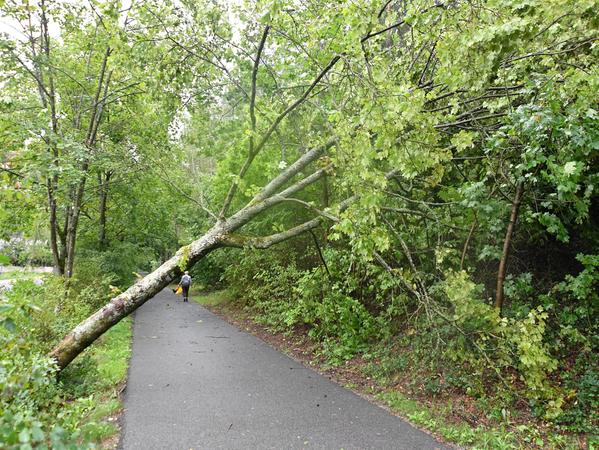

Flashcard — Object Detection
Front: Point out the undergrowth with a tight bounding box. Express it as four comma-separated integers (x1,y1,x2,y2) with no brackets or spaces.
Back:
0,276,132,449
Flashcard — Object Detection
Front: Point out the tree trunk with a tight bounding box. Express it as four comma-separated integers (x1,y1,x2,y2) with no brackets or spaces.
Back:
47,183,64,275
50,224,227,370
58,212,68,274
495,182,524,315
64,49,111,277
98,171,111,250
64,206,80,279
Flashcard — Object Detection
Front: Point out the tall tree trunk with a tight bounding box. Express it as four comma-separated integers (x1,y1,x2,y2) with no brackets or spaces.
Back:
47,182,63,275
495,182,524,315
98,171,111,250
65,168,89,278
58,211,68,273
64,51,111,278
322,175,330,208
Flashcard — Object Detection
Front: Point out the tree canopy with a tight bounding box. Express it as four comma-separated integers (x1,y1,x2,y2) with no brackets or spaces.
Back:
1,0,597,445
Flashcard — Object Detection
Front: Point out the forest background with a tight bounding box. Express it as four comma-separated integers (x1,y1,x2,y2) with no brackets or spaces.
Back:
0,0,597,448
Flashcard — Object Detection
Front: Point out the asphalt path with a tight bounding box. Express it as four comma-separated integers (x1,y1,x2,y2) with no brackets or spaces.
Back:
119,288,448,450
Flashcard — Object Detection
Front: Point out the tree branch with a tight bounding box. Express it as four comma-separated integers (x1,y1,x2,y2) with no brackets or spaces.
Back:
221,217,324,249
275,196,339,222
434,113,507,129
85,47,111,146
249,25,270,156
219,55,341,219
250,138,337,204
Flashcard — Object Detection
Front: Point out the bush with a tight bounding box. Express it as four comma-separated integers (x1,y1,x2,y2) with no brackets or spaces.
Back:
3,278,94,350
558,364,599,432
76,242,152,289
190,250,232,290
0,275,131,449
225,247,381,363
0,282,95,449
442,271,567,418
222,244,597,426
288,269,380,362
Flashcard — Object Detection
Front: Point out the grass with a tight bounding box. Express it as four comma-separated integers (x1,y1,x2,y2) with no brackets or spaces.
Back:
73,317,133,447
190,288,231,306
95,318,132,386
0,270,44,280
377,391,581,449
378,391,517,449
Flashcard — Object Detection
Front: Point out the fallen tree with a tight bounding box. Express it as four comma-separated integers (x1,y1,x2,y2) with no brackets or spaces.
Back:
50,2,533,370
49,136,338,370
48,6,415,371
48,21,343,370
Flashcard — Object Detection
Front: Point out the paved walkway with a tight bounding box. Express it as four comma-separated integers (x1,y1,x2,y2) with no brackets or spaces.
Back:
119,289,448,449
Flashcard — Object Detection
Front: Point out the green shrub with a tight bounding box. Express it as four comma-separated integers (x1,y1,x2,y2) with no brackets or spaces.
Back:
224,247,381,363
0,275,131,449
4,278,94,351
442,271,567,418
558,365,599,432
289,269,379,362
190,251,231,290
76,242,152,289
0,285,94,449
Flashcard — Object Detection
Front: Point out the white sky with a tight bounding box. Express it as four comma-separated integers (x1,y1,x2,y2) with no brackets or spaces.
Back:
0,0,136,41
0,0,243,39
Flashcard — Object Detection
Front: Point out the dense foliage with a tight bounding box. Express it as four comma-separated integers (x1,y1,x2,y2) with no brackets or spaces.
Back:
1,0,597,446
0,277,131,448
184,0,598,436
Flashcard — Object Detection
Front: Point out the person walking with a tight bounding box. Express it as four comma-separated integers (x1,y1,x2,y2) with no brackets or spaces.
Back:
178,271,192,302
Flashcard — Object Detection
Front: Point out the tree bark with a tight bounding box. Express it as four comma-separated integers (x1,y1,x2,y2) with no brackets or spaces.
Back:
495,182,524,315
65,166,88,279
47,182,63,275
65,53,112,278
98,171,112,250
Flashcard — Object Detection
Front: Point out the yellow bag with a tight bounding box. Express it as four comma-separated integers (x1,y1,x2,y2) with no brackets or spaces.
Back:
175,286,183,295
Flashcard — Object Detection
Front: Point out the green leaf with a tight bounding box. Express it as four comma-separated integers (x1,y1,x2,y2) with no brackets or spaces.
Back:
451,131,475,152
0,303,14,314
31,425,44,442
19,428,30,443
563,161,577,176
2,317,16,333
